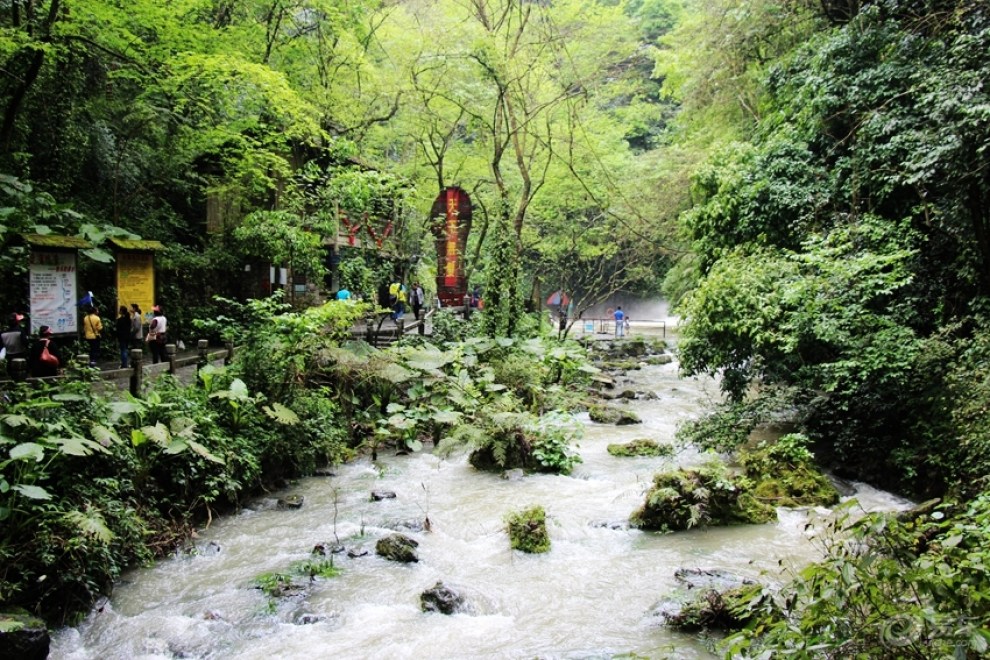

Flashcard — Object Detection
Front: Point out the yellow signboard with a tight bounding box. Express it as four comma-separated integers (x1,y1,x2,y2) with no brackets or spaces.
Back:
116,252,155,321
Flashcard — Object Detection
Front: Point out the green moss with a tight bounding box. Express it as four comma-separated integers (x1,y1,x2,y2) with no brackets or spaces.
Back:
741,434,839,508
630,463,772,531
602,359,643,371
590,405,641,425
631,435,839,532
506,506,551,553
608,438,674,457
663,585,761,631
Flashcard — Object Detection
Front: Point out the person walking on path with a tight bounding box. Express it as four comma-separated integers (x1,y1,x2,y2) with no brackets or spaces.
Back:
613,306,625,338
116,306,132,369
411,282,425,320
2,313,29,375
146,305,168,364
130,304,143,347
30,325,60,378
83,305,103,367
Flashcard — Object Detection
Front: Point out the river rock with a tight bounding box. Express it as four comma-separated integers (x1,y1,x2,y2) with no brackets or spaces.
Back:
826,473,857,497
375,533,419,563
607,438,674,457
277,494,304,509
646,354,673,366
590,520,630,530
615,410,642,425
896,497,942,522
313,467,337,477
0,608,50,660
502,468,525,481
674,568,756,592
371,490,397,501
294,611,327,625
420,581,468,615
649,569,758,632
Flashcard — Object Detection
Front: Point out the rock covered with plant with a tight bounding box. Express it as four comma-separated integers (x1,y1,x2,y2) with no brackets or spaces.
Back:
631,434,838,531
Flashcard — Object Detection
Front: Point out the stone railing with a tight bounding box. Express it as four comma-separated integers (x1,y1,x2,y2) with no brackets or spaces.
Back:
3,340,234,396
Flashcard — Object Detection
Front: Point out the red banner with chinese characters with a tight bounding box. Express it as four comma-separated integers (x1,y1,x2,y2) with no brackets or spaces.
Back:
430,187,472,307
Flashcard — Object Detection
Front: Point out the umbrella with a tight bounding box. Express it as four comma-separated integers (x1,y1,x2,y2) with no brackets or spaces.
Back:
546,290,570,306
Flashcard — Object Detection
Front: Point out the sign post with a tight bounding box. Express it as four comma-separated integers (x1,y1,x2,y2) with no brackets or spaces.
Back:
430,187,472,307
111,238,164,324
24,234,92,336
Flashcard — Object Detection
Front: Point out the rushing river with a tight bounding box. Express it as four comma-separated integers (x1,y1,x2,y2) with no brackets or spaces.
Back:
51,353,911,660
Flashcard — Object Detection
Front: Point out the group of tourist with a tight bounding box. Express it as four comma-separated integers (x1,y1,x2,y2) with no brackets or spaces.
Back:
380,281,426,321
1,303,170,378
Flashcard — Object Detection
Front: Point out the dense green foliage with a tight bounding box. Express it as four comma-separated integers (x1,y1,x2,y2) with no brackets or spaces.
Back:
726,497,990,657
0,363,348,623
671,0,990,497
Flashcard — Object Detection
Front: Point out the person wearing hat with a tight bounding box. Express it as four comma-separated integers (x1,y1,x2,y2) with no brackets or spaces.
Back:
30,325,60,377
1,313,29,375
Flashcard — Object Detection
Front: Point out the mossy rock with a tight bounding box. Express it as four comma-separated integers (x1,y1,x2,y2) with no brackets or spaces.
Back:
645,354,673,366
608,438,674,457
622,338,649,357
589,404,621,424
603,359,643,371
506,506,551,553
590,405,641,425
657,584,760,632
376,533,420,563
468,442,535,473
0,608,49,660
740,434,840,509
616,410,642,425
630,466,774,532
648,338,669,353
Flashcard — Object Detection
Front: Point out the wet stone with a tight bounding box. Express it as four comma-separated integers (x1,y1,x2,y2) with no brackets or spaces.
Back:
371,490,397,501
420,581,468,615
375,533,419,563
277,495,305,509
0,608,50,660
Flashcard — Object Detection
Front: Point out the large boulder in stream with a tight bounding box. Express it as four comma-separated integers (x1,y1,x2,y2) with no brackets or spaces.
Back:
420,581,469,615
376,533,420,563
589,404,641,426
631,466,772,531
0,608,49,660
632,435,838,531
649,569,760,631
607,438,674,458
